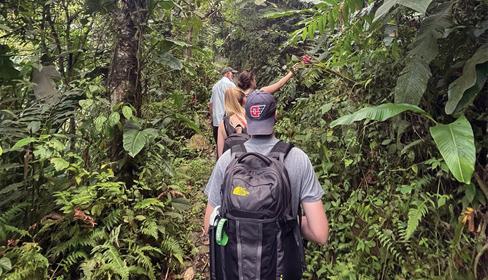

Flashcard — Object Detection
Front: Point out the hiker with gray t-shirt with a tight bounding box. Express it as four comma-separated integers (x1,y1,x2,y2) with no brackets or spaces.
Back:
204,91,329,279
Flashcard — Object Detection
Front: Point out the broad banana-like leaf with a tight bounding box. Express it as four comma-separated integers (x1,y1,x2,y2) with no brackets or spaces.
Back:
123,128,158,157
449,64,488,116
393,3,452,105
445,44,488,115
394,60,432,105
330,103,427,128
374,0,433,22
429,116,475,184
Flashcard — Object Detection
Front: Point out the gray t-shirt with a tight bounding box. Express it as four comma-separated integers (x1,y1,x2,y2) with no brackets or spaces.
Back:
210,77,235,126
204,136,324,216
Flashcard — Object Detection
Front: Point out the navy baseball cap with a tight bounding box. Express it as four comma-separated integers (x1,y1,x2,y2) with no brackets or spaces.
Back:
245,90,277,135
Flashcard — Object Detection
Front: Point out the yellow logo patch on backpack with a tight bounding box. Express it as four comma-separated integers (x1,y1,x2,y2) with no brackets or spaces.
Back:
232,186,249,197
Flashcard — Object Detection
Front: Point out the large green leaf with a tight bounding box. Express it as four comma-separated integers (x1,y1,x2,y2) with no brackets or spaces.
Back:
108,112,120,127
445,44,488,115
94,116,107,132
123,128,158,157
50,158,70,171
12,137,37,150
429,116,475,184
374,0,433,22
330,103,428,128
0,257,12,273
157,53,182,70
394,60,432,105
393,4,452,105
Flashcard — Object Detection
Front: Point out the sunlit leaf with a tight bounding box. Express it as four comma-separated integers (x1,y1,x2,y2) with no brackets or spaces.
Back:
0,257,12,272
374,0,433,22
122,106,133,120
429,116,475,184
108,112,120,127
330,103,428,128
94,116,107,132
50,158,70,171
123,128,158,158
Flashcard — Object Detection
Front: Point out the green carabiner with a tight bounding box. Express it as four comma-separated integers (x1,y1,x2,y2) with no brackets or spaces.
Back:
216,218,228,246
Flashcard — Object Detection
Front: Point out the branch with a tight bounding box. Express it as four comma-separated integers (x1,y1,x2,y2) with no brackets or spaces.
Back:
46,3,66,78
473,240,488,279
474,171,488,202
0,26,26,39
322,67,357,85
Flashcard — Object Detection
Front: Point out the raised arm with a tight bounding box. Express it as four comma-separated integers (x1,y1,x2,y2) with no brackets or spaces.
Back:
301,200,329,245
260,63,302,94
260,71,294,94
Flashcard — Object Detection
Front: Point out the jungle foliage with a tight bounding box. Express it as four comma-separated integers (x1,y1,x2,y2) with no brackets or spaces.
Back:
0,0,487,279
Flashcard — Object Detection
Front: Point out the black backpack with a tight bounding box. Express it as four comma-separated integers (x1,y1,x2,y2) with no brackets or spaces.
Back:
222,116,249,154
209,141,305,280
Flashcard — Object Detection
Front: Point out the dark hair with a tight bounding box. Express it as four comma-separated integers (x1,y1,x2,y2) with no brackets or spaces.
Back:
237,70,256,91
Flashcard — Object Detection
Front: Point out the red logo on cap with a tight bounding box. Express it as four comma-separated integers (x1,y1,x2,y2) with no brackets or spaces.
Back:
250,105,266,118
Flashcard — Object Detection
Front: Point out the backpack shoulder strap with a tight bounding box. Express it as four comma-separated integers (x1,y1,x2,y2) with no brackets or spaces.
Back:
269,141,294,160
223,116,233,136
230,143,247,158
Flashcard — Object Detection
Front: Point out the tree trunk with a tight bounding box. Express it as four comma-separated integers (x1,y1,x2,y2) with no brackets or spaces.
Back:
108,0,148,182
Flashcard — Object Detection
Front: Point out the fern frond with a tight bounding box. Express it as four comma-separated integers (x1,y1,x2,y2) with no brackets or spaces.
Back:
49,229,92,258
134,198,165,210
372,226,403,262
405,201,429,240
130,244,156,280
141,220,158,239
161,237,184,265
103,208,122,229
0,203,28,224
61,251,88,270
4,243,49,280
